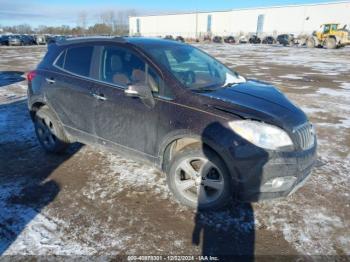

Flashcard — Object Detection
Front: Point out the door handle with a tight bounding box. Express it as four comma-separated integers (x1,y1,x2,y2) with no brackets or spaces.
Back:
45,78,55,84
92,93,107,101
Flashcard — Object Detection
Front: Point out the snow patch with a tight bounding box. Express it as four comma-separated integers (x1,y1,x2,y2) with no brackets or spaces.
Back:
340,82,350,90
317,87,350,97
279,74,303,80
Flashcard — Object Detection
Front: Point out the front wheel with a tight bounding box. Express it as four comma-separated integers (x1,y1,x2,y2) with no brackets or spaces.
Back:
34,106,70,153
325,38,337,49
167,146,232,210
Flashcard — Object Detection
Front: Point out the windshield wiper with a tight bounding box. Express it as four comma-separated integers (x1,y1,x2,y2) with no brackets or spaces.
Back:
190,78,244,92
189,83,234,92
189,87,216,92
221,82,237,88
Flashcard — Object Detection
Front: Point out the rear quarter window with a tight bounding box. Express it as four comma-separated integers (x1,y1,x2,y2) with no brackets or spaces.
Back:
58,46,94,77
55,51,65,68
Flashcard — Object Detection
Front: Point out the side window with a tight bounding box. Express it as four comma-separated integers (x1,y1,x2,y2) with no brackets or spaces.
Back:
63,46,93,77
100,46,160,94
54,50,65,68
323,25,330,33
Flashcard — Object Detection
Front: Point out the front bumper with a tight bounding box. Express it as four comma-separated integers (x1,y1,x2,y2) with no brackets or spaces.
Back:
230,140,317,202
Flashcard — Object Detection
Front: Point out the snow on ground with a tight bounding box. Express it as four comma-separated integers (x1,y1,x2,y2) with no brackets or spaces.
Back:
254,155,350,255
0,44,349,256
197,44,350,77
81,152,172,203
279,74,304,80
0,183,95,255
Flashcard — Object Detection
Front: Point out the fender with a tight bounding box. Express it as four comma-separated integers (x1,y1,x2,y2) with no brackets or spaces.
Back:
27,94,47,119
157,129,201,166
157,128,234,177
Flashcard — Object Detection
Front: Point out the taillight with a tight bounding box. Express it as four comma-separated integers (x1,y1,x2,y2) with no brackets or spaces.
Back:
27,70,36,82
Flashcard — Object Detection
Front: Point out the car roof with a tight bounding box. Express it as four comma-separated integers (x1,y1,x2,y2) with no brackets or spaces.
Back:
322,23,340,25
55,36,186,48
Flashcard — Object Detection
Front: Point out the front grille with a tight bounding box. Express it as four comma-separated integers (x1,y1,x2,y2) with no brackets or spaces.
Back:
292,122,315,150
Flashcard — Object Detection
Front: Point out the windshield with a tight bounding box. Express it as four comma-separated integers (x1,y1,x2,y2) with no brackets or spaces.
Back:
145,44,245,90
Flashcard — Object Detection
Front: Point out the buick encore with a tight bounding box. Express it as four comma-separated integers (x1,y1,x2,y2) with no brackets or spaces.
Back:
27,37,317,210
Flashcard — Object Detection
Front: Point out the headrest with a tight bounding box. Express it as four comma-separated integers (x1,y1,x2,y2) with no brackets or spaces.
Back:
110,55,123,71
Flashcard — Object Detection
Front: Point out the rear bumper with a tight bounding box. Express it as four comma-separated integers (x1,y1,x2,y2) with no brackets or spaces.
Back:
228,140,317,202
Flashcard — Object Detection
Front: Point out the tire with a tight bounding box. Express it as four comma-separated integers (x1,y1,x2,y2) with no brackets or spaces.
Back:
325,37,337,49
34,106,70,153
167,146,232,210
306,38,315,48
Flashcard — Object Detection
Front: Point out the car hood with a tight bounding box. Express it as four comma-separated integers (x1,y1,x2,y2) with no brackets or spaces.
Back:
199,80,307,130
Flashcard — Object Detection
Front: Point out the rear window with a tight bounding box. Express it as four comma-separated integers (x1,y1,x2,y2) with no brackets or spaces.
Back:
55,46,93,77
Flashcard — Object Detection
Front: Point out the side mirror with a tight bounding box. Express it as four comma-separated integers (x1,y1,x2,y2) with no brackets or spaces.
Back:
124,83,155,108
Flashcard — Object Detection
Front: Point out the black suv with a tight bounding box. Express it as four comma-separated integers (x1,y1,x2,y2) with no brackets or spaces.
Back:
27,37,317,210
262,36,276,44
249,35,261,44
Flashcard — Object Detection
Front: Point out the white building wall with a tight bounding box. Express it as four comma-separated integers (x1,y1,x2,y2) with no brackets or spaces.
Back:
129,1,350,37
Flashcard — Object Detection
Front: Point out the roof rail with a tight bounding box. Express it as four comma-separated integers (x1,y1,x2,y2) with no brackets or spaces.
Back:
56,36,126,45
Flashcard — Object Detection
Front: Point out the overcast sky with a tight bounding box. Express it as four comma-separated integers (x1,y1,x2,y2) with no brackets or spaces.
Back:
0,0,341,27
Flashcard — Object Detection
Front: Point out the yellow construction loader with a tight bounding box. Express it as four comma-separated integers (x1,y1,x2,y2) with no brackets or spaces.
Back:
306,23,350,49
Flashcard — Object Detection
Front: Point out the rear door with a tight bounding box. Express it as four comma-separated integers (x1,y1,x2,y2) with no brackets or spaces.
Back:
45,45,99,138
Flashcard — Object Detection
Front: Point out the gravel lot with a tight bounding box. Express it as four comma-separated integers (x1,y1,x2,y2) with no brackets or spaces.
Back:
0,44,349,258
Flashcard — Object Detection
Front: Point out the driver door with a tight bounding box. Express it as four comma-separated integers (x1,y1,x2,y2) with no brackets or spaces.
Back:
93,44,161,157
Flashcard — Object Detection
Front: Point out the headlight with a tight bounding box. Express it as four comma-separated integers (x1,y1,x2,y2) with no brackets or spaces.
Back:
228,120,293,150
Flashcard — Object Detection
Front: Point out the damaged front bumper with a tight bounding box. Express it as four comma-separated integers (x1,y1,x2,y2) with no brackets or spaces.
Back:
231,140,317,202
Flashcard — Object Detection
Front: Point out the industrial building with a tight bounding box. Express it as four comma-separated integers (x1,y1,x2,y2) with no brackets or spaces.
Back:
129,1,350,38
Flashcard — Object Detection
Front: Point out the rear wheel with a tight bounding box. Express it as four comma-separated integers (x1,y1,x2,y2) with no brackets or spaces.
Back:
306,38,315,48
325,37,337,49
34,106,70,153
167,146,232,210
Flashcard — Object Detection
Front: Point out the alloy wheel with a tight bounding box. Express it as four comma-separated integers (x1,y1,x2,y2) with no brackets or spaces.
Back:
174,157,225,205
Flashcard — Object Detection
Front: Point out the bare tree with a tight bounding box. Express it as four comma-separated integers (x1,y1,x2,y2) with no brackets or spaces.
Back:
77,11,88,34
37,25,47,34
100,11,116,34
88,23,112,35
2,8,138,36
114,9,137,35
12,24,32,34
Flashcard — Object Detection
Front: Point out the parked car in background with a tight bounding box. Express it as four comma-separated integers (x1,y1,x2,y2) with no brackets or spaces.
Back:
8,35,22,46
176,36,185,42
203,35,211,42
249,35,262,44
34,35,46,45
262,36,276,44
224,36,236,44
27,37,317,210
239,36,248,44
20,35,36,45
164,35,174,40
47,35,67,44
212,36,223,43
277,34,295,46
0,35,9,45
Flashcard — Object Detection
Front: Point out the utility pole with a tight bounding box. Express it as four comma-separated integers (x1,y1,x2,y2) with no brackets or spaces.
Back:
195,11,198,40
